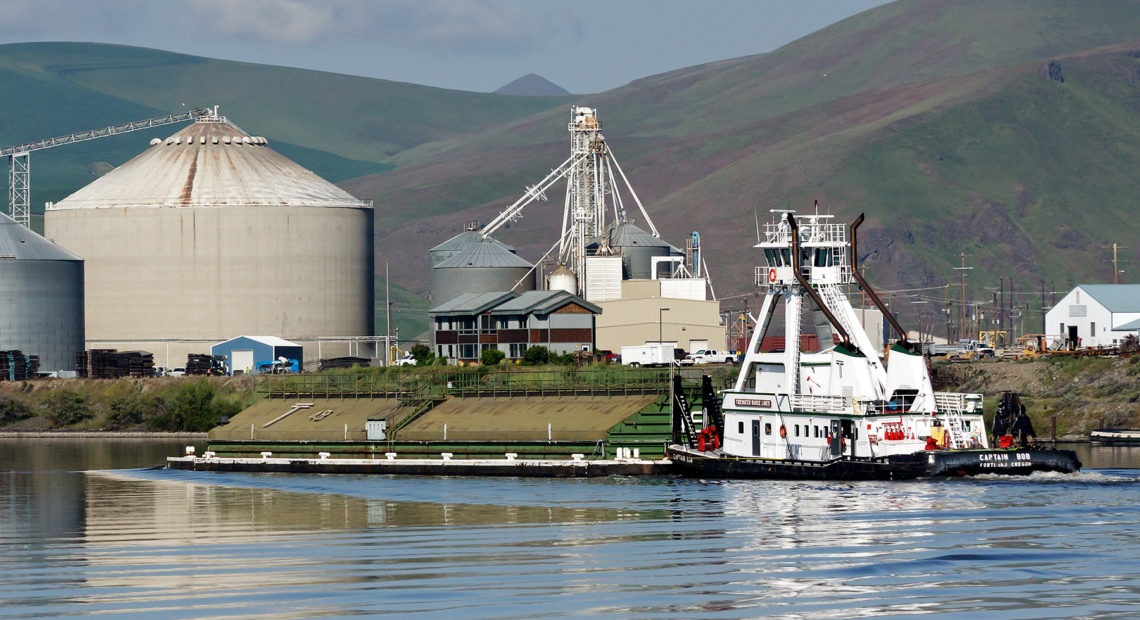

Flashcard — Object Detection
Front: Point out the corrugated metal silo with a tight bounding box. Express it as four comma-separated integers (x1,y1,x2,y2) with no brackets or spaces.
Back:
43,113,373,366
0,212,84,372
430,237,535,305
607,221,681,280
429,227,517,268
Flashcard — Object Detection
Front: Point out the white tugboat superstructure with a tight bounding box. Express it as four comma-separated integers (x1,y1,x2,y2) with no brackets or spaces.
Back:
667,210,1080,479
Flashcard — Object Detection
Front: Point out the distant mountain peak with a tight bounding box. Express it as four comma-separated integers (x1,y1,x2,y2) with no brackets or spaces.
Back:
493,73,570,96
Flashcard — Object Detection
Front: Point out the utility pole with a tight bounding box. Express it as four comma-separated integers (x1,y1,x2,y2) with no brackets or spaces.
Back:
1103,243,1128,284
953,252,972,342
385,258,392,365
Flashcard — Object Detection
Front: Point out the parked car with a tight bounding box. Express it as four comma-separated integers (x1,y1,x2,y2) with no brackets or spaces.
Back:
168,367,186,377
679,349,736,366
394,352,417,366
154,366,167,377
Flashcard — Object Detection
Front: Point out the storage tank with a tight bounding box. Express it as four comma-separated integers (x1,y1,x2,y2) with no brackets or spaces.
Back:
546,264,577,294
0,212,84,372
430,237,535,305
605,221,681,280
429,225,516,268
43,112,373,366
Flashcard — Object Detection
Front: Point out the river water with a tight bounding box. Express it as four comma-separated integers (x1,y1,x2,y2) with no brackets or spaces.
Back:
2,439,1139,619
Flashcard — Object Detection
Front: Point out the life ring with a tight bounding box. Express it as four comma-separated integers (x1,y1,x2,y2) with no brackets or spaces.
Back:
768,268,777,283
779,424,787,439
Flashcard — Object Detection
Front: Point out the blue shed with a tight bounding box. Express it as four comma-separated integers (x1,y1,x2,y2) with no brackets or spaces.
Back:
211,336,304,375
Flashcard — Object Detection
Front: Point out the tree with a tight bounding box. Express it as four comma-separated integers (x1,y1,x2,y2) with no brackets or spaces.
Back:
481,348,505,366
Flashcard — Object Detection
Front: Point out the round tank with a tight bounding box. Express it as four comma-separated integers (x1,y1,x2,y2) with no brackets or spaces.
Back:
429,228,516,268
0,212,84,372
430,238,535,305
546,264,577,294
44,115,373,366
607,221,680,280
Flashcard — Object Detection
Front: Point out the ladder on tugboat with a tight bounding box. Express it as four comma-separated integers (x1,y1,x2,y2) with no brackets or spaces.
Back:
934,393,971,449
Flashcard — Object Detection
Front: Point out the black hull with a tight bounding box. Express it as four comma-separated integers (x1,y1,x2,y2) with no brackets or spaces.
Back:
667,445,1081,480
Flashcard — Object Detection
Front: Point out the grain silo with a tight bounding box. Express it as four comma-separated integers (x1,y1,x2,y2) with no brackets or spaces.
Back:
0,212,84,373
604,221,681,280
429,225,517,268
43,110,373,367
430,236,535,305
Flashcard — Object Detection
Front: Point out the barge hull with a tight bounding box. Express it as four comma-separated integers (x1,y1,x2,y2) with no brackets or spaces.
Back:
167,456,663,477
667,446,1081,480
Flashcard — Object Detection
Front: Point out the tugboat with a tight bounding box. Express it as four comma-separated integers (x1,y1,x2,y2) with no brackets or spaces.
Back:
667,210,1081,480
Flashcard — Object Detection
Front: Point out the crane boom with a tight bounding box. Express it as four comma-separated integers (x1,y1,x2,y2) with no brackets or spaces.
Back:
4,107,207,228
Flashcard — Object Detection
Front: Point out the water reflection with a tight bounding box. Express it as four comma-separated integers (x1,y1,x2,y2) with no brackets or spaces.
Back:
1,439,1139,618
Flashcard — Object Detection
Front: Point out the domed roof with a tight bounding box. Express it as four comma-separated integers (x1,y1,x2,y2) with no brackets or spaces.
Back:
48,117,370,210
430,230,516,255
0,211,81,261
607,221,677,250
435,237,533,269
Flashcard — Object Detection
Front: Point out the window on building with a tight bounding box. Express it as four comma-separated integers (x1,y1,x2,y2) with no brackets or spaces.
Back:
509,343,527,358
764,423,772,436
738,421,744,434
459,344,476,359
795,424,800,437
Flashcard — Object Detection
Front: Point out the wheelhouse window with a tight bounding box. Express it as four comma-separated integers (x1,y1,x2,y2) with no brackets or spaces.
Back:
764,423,772,436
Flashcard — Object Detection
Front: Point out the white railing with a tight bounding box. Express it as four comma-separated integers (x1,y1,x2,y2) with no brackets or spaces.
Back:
790,393,850,414
933,392,982,414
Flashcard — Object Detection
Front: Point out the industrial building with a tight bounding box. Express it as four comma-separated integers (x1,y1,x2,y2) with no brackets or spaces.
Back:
1046,284,1140,348
0,211,84,372
43,109,374,368
211,335,304,375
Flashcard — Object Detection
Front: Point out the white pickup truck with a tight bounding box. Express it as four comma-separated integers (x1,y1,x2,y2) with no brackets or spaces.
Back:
679,349,736,365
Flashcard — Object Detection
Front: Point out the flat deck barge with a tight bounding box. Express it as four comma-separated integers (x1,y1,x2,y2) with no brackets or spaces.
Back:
167,454,666,477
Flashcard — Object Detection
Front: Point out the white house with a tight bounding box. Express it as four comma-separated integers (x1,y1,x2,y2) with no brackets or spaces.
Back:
1045,284,1140,348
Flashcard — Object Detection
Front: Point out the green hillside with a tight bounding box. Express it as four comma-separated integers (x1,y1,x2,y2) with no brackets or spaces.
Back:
344,0,1140,336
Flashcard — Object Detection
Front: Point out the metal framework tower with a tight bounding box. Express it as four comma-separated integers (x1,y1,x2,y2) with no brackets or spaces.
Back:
481,106,659,295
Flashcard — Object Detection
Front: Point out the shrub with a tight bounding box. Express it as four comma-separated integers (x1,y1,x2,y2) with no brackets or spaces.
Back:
41,389,92,427
0,397,33,425
150,380,229,432
410,344,433,364
522,346,551,365
481,348,506,366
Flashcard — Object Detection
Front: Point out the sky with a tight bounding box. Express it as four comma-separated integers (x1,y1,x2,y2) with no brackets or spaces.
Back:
0,0,892,94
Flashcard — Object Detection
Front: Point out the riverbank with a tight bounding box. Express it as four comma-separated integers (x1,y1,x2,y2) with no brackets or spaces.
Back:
0,431,207,439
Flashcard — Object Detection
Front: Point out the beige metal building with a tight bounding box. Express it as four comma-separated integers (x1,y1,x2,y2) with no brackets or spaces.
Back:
44,111,374,368
594,280,725,354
